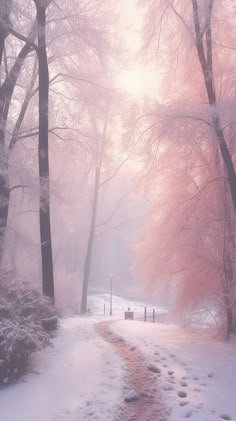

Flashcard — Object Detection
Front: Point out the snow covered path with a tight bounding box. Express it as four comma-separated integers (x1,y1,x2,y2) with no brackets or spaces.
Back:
0,317,123,421
113,320,236,421
96,320,167,421
1,314,236,421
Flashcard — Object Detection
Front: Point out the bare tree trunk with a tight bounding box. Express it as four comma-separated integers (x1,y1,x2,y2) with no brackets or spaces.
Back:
9,60,38,152
214,147,235,337
36,3,54,303
222,245,234,337
80,166,101,313
1,60,38,264
0,0,12,67
222,175,236,337
0,169,9,263
192,0,236,210
0,1,9,241
0,23,36,263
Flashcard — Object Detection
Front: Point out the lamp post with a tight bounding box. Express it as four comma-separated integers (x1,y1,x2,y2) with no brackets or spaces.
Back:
109,273,113,316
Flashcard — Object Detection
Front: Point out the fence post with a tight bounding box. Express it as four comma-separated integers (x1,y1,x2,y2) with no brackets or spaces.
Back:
144,306,147,322
104,303,106,315
153,309,155,323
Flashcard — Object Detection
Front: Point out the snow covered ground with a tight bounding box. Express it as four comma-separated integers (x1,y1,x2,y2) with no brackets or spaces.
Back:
113,320,236,421
0,317,124,421
0,295,236,421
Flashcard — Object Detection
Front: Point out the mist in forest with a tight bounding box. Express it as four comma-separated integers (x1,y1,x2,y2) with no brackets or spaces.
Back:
1,0,236,334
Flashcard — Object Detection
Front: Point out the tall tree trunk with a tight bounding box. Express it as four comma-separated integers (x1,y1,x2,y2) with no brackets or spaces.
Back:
192,0,236,210
215,148,235,337
0,168,9,263
80,166,101,313
0,25,36,264
36,3,54,303
222,235,234,336
222,174,236,337
1,60,38,265
0,0,12,67
222,233,234,337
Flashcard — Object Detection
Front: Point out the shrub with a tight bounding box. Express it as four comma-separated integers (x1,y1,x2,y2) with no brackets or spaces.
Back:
0,275,58,385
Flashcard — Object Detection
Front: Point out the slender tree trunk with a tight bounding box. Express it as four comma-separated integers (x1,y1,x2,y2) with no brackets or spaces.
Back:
1,60,38,264
222,246,234,337
80,166,101,313
9,59,38,152
0,0,12,67
36,3,54,303
0,77,9,263
0,25,36,264
222,177,235,337
192,0,236,210
0,169,9,263
214,147,235,337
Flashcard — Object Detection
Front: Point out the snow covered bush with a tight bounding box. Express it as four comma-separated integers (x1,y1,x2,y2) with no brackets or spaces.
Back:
0,274,58,385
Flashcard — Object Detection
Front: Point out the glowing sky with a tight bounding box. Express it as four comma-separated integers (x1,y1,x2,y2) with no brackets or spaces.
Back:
116,0,160,99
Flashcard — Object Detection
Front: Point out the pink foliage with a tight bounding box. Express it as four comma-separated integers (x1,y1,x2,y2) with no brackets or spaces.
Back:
135,0,236,331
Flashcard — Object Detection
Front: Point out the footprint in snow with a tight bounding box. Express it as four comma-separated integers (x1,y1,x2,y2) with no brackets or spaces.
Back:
147,363,161,374
179,401,189,407
220,415,232,420
178,390,188,398
124,390,140,403
168,370,174,375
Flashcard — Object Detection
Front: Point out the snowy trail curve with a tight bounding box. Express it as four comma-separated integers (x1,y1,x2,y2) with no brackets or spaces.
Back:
96,320,167,421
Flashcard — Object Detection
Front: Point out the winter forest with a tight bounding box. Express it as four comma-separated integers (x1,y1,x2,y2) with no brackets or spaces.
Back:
1,1,236,420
